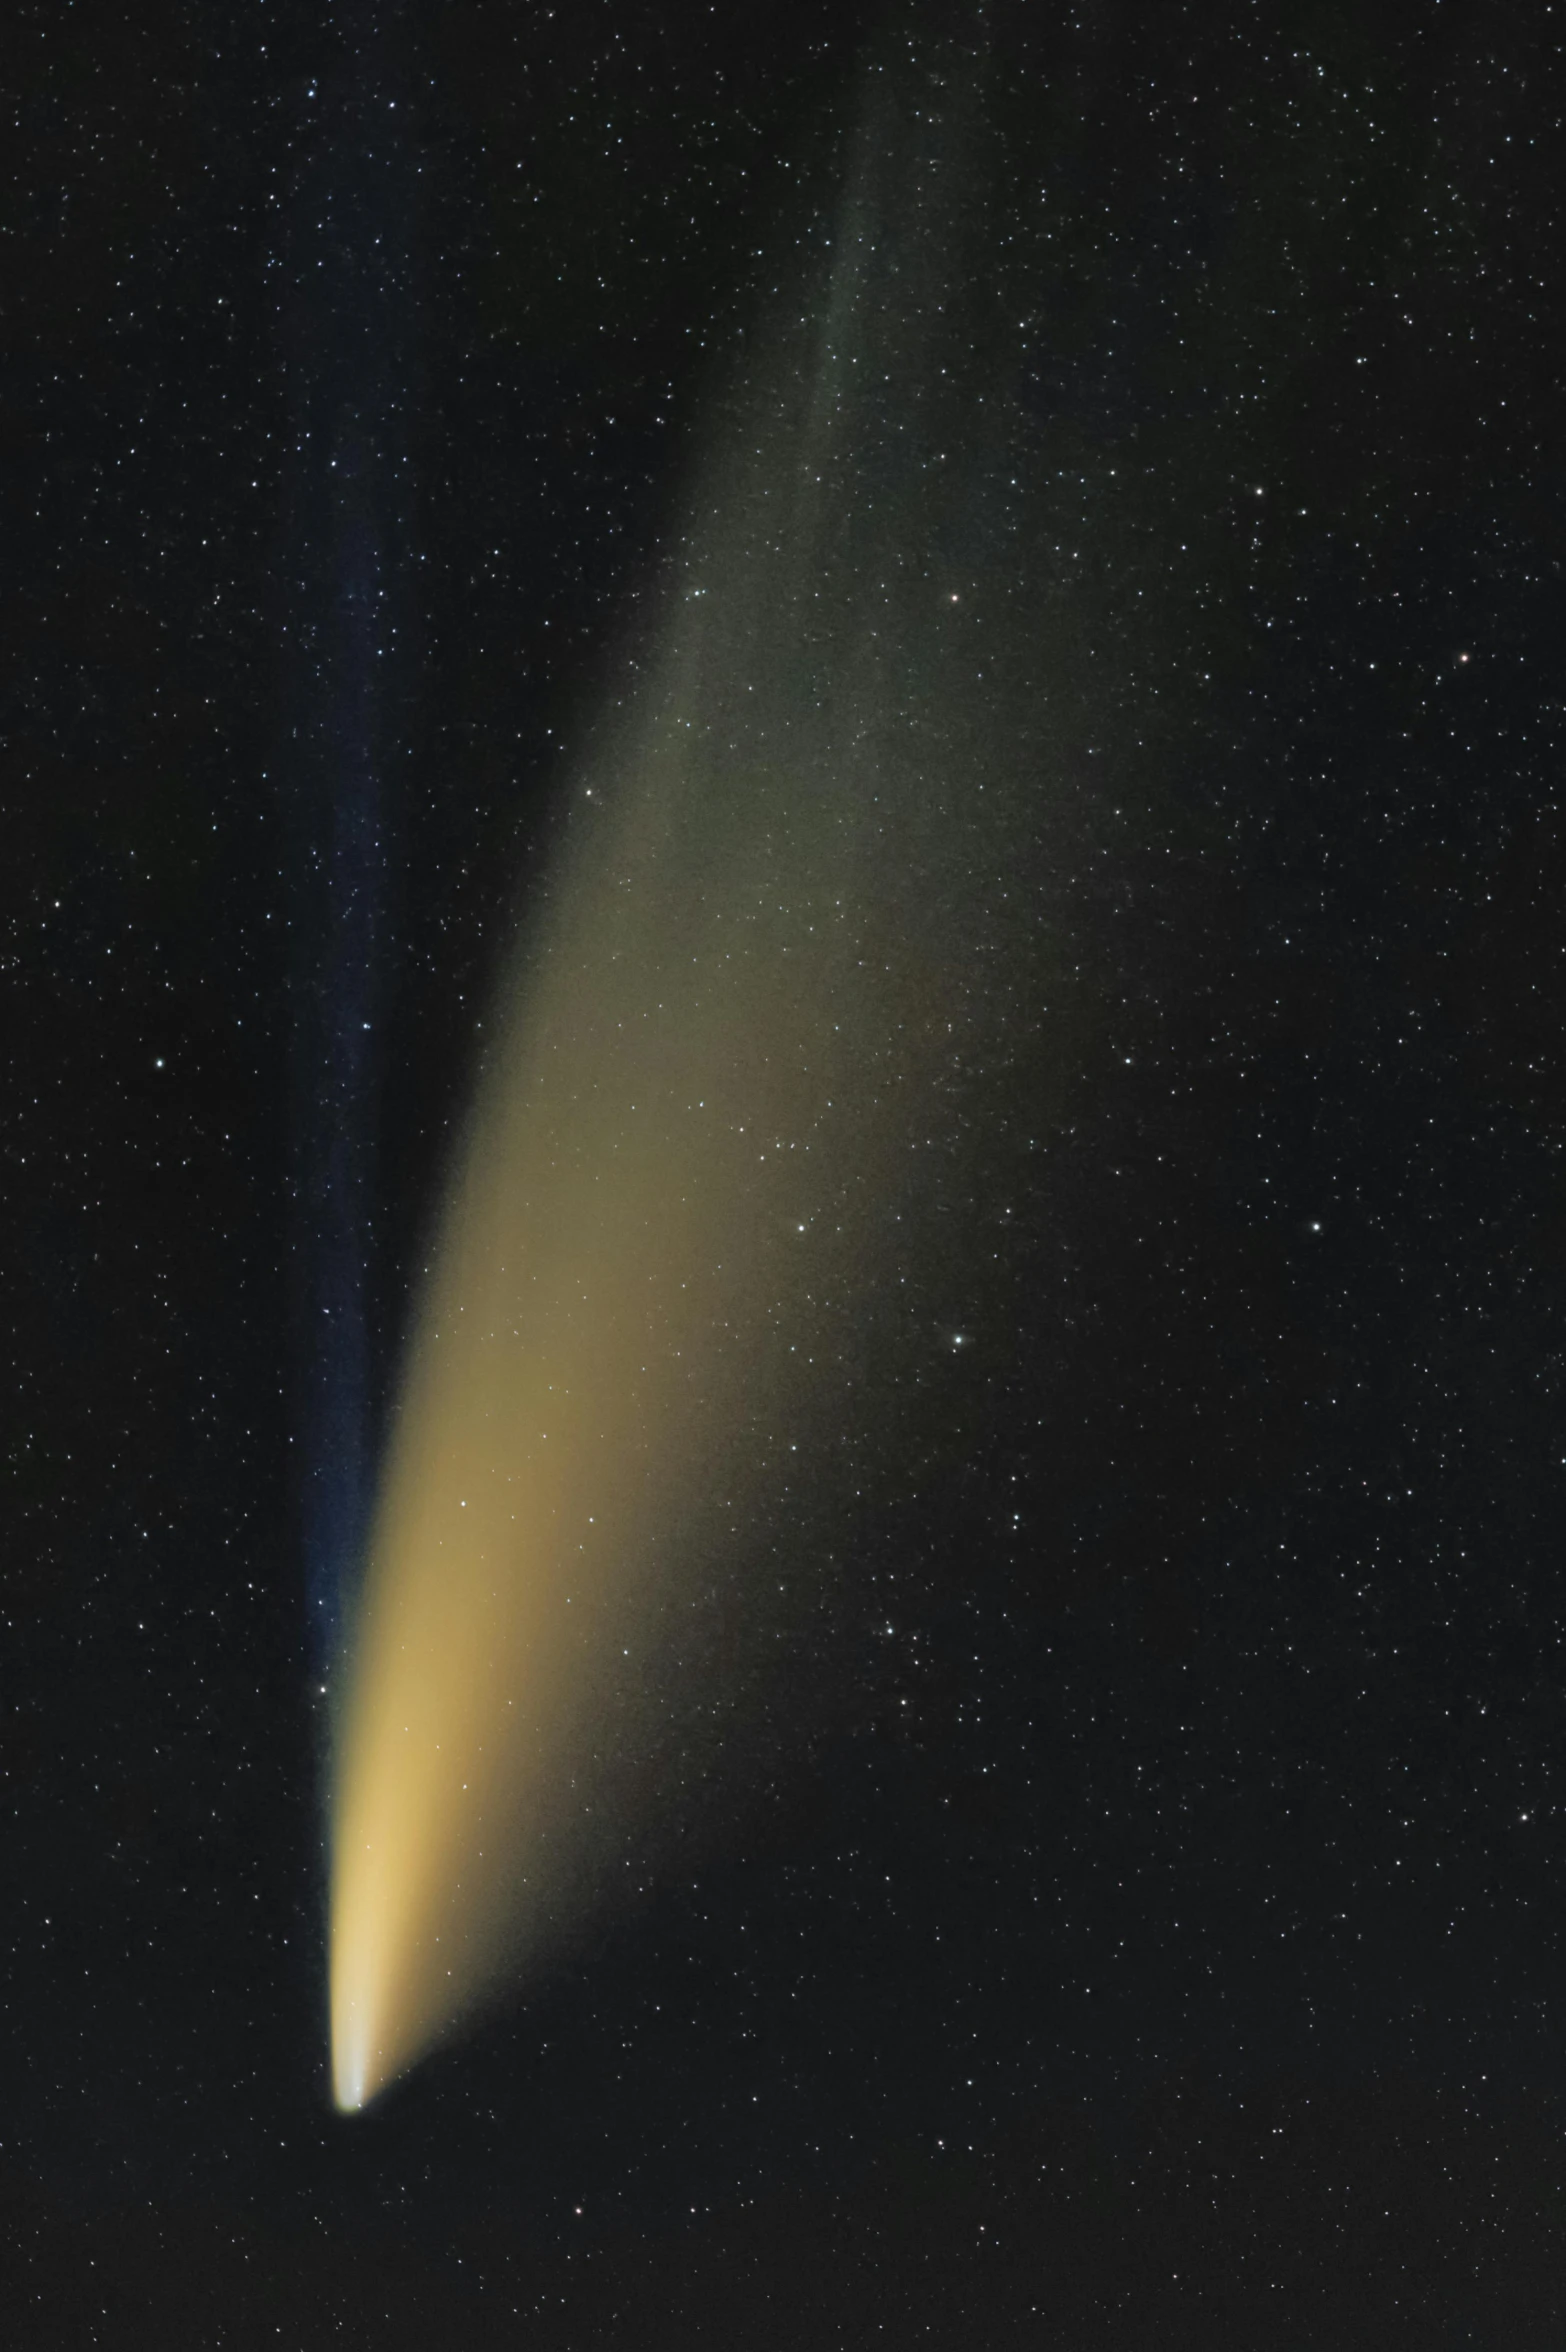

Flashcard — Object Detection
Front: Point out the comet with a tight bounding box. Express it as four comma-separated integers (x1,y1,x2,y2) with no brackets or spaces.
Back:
328,68,1052,2111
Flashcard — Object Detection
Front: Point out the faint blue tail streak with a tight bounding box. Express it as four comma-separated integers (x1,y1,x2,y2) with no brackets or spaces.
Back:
275,10,418,1673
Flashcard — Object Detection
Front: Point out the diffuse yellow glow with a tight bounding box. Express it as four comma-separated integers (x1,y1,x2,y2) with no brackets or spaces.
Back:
329,84,1044,2111
330,881,885,2106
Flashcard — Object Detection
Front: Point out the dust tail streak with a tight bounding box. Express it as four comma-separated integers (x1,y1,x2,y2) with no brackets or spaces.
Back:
329,58,1057,2112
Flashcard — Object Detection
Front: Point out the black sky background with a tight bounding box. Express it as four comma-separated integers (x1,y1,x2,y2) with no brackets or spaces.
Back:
7,1,1566,2343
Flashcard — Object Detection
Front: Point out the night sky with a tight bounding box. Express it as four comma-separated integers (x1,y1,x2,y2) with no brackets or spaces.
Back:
8,2,1566,2344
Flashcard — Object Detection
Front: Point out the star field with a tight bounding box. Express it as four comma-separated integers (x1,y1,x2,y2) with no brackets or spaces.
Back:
4,1,1564,2343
